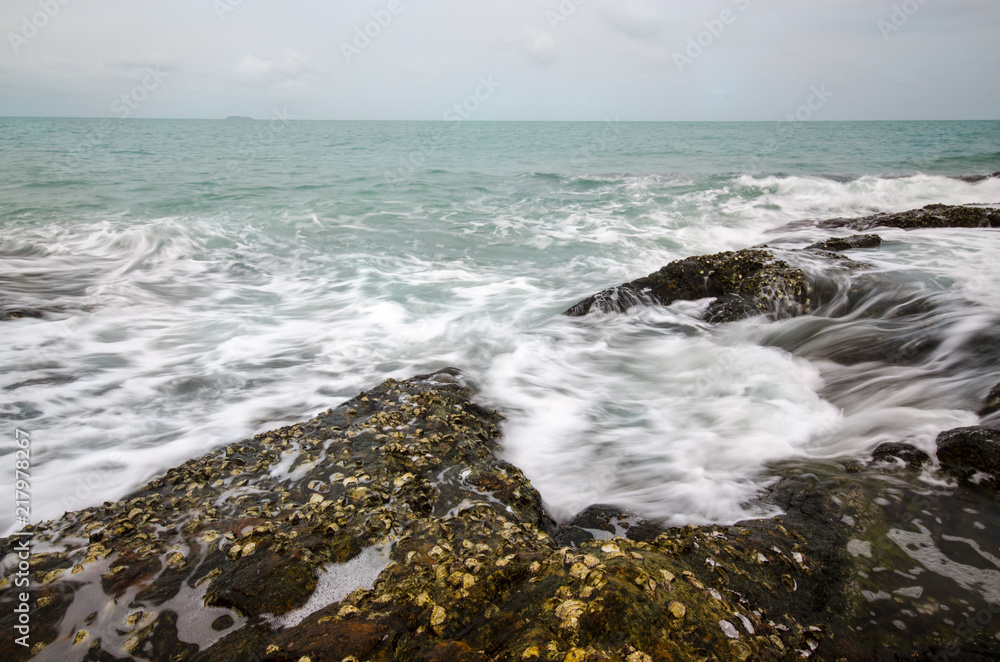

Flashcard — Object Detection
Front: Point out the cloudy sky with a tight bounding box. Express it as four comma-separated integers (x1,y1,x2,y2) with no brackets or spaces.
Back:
1,0,998,121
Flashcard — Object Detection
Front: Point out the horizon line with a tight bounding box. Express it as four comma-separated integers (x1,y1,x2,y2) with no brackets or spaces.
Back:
2,116,999,123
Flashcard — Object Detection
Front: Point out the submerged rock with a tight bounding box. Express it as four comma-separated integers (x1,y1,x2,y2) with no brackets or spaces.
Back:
820,204,1000,231
760,461,1000,659
957,171,1000,183
0,307,44,321
805,234,883,252
979,383,1000,418
870,441,930,469
564,248,815,323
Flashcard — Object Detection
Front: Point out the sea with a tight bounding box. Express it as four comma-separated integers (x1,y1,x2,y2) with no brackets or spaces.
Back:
2,118,1000,535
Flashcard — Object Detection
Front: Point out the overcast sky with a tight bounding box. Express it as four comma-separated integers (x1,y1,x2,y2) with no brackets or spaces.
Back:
1,0,998,121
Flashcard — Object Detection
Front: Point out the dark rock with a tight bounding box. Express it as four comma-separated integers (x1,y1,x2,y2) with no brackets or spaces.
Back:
128,611,200,662
820,204,1000,231
565,248,814,322
0,370,553,661
557,504,667,544
204,552,318,618
979,383,1000,418
759,462,1000,658
5,374,1000,660
956,171,1000,183
0,308,44,321
551,525,597,548
806,234,883,252
871,441,931,468
264,620,399,662
210,615,235,632
937,426,1000,485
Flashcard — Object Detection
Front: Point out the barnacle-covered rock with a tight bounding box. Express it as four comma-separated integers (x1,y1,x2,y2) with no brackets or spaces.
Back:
564,248,816,322
819,203,1000,231
3,372,1000,661
0,370,547,661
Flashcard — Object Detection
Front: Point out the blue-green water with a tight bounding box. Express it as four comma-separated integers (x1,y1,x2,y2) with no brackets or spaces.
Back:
2,118,1000,532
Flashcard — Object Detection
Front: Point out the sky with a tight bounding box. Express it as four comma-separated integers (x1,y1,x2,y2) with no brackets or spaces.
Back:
1,0,998,121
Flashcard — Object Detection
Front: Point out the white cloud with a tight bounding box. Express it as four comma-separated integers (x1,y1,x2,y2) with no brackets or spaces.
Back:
235,49,321,91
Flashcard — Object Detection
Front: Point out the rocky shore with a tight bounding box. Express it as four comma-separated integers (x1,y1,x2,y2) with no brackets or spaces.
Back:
3,204,1000,661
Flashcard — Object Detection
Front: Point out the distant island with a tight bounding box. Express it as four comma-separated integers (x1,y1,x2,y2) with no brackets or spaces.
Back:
225,115,253,121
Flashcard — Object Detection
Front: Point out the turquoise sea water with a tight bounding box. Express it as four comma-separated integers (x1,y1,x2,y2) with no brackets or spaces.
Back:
2,118,1000,532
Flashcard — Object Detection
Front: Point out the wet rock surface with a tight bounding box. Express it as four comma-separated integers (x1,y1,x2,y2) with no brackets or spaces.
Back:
564,248,818,323
936,426,1000,487
819,204,1000,231
761,461,1000,661
956,171,1000,183
3,374,1000,660
560,237,953,359
805,234,883,252
870,442,931,469
553,505,666,547
0,370,545,661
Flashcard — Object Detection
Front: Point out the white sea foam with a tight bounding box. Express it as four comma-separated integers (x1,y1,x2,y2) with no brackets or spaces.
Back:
3,166,1000,533
265,542,394,629
736,174,1000,223
482,307,841,525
